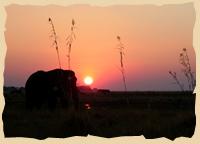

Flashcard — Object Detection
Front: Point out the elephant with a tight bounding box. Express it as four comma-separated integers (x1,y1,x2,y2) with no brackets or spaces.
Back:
25,69,79,110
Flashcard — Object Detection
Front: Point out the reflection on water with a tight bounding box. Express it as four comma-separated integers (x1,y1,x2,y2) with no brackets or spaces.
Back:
84,103,91,110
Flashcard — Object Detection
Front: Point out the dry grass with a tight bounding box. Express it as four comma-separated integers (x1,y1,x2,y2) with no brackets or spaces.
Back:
48,17,62,69
169,48,195,91
66,19,76,69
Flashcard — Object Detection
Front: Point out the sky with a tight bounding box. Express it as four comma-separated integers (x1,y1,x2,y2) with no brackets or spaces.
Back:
4,3,196,91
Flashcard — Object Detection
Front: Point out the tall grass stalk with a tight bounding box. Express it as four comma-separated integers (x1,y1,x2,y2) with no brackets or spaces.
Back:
169,48,195,91
48,17,61,69
168,71,184,91
66,19,76,70
116,36,129,104
117,36,127,91
179,48,195,91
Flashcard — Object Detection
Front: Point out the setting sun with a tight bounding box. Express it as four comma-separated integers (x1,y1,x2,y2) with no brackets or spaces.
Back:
84,76,93,85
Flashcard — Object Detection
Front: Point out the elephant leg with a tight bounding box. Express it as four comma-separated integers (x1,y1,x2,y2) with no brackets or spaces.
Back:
35,98,43,109
72,88,79,110
59,88,69,108
60,95,69,108
26,95,34,110
26,92,39,110
47,94,57,111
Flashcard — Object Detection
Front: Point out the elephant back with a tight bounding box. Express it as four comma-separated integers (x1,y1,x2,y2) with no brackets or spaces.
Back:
25,70,47,94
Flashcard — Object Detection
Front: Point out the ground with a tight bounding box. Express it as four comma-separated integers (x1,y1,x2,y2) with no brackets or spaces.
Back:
2,88,196,140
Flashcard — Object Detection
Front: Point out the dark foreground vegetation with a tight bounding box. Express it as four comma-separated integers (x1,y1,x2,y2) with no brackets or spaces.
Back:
3,87,196,140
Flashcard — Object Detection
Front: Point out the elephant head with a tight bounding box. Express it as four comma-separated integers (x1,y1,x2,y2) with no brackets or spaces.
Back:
25,69,79,110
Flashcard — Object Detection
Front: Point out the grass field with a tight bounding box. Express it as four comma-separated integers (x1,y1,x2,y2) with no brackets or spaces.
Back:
3,88,196,140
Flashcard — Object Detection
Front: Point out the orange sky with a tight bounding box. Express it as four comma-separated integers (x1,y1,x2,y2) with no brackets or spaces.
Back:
4,3,195,91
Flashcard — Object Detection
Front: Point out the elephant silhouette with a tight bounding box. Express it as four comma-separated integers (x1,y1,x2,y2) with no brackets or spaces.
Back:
25,69,79,110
